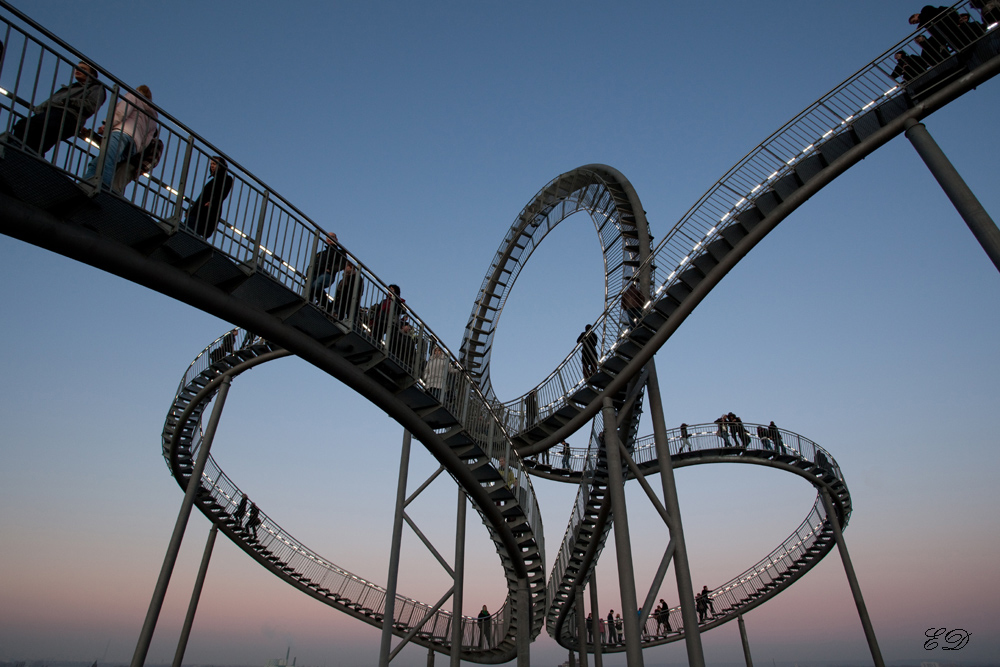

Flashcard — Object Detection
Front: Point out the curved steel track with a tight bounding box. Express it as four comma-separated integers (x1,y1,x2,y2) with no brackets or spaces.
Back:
1,1,997,661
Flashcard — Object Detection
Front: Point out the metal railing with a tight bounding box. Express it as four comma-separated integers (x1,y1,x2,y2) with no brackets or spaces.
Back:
488,1,1000,436
0,2,546,651
166,328,513,651
0,0,543,572
550,421,847,644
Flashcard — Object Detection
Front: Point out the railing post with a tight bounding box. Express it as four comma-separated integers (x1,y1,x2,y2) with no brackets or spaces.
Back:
302,230,321,300
169,134,195,231
248,190,270,271
85,83,119,196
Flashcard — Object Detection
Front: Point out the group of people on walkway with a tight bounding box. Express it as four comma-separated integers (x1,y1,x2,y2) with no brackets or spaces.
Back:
234,493,262,542
892,4,995,82
710,414,786,454
4,59,235,240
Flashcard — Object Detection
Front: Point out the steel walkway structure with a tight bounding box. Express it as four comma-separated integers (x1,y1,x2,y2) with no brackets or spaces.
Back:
1,1,998,664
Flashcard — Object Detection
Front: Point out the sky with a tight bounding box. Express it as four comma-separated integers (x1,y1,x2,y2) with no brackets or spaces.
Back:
0,1,998,666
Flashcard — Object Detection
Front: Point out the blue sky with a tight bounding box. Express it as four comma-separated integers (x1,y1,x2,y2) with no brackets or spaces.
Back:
1,2,998,665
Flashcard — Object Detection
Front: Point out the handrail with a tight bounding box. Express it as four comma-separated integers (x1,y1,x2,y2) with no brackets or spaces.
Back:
0,0,543,562
166,328,514,653
487,1,998,433
549,421,850,647
0,2,547,654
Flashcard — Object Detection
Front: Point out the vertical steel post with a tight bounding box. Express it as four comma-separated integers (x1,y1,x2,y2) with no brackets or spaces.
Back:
379,430,413,667
589,572,603,667
904,118,1000,273
737,615,753,667
131,376,231,667
426,646,435,667
820,489,885,667
601,398,644,667
516,576,531,667
169,134,195,230
575,588,589,667
646,362,705,666
449,487,467,667
171,524,218,667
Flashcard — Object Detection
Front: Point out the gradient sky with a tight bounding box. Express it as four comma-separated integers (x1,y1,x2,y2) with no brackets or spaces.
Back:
1,2,998,666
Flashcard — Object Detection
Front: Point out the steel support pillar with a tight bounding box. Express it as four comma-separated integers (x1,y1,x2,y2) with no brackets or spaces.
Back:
820,489,885,667
131,376,231,667
646,362,705,666
427,646,435,667
589,573,603,667
602,398,644,667
737,615,753,667
450,487,467,667
171,524,218,667
576,588,589,667
380,430,413,667
905,118,1000,273
517,576,531,667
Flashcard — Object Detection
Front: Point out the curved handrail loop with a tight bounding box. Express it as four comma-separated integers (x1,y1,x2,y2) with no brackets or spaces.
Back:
460,164,653,410
549,422,851,652
504,2,1000,457
0,4,549,656
163,329,531,662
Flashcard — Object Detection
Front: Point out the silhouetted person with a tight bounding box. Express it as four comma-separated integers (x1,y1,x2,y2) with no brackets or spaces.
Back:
622,283,644,324
891,50,928,81
333,261,363,321
679,422,692,452
525,389,538,428
234,493,248,527
972,0,1000,25
186,155,234,239
7,61,104,155
246,502,261,541
578,324,599,378
478,605,491,648
696,586,713,623
607,609,617,644
309,232,344,301
560,440,571,470
769,420,785,455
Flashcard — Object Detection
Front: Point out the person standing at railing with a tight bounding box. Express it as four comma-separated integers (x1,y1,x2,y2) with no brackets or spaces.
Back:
422,345,455,401
768,420,785,455
577,324,598,379
715,414,732,447
83,85,158,189
5,61,105,156
679,422,692,452
560,440,571,470
333,261,363,321
607,609,617,644
890,50,928,82
308,232,343,301
185,156,234,239
477,605,491,648
246,501,261,542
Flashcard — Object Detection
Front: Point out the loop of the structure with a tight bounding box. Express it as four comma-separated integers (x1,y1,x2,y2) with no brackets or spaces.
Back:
548,422,852,651
460,164,654,449
162,328,533,664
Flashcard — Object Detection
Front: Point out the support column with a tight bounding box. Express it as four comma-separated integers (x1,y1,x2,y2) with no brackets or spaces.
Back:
380,430,413,667
905,118,1000,273
602,399,644,667
516,576,531,667
737,615,753,667
820,489,885,667
171,524,218,667
575,588,589,667
132,376,232,667
646,363,705,667
450,487,467,667
589,573,603,667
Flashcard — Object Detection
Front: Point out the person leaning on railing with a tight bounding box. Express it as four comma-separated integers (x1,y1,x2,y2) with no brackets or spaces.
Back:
83,84,158,189
5,61,105,156
185,155,234,239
